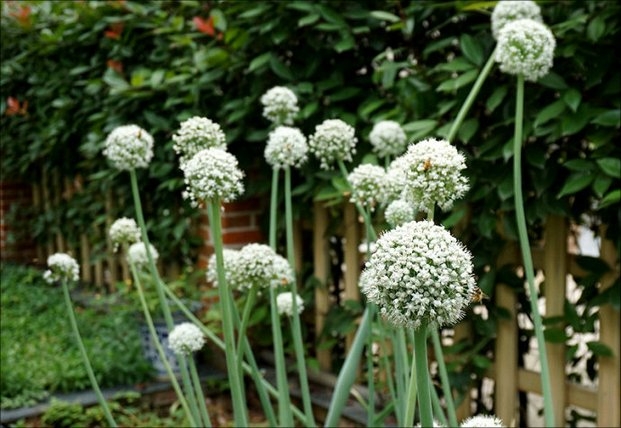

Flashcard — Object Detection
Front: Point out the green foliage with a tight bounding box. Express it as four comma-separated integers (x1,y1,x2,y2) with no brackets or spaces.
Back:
0,264,152,409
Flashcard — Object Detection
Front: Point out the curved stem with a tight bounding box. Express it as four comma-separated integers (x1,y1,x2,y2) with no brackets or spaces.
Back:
236,286,259,359
513,74,555,427
61,280,117,427
404,337,418,427
188,355,212,427
269,285,294,426
413,325,433,428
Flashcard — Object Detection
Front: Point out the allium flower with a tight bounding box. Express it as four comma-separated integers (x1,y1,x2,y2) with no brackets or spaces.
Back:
172,117,226,166
168,322,205,355
127,242,159,269
109,217,141,252
43,253,79,284
385,199,416,227
385,153,410,203
398,138,469,213
308,119,357,170
491,0,542,40
495,18,556,82
461,415,504,428
260,86,299,125
264,126,309,169
276,292,305,317
361,220,475,329
103,124,154,170
181,148,244,205
206,248,243,289
236,243,294,290
369,120,407,158
347,164,389,211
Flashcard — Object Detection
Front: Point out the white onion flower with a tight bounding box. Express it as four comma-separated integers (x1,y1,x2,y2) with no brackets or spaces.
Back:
168,322,205,355
260,86,299,125
276,292,305,317
385,153,410,203
236,243,294,290
399,138,469,213
461,415,504,427
206,248,243,289
308,119,357,170
369,120,407,158
491,0,542,40
109,217,141,252
103,124,154,170
127,242,159,269
43,253,79,284
361,220,475,329
385,199,416,228
495,18,556,82
347,164,389,211
264,126,308,169
181,148,244,205
172,117,226,166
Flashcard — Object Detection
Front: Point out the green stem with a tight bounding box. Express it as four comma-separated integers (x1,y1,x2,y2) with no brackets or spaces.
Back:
378,332,398,425
413,325,433,428
392,328,409,426
513,74,555,427
430,329,458,427
61,280,117,427
404,335,418,427
236,286,259,359
188,355,212,427
430,378,449,428
446,46,497,143
366,316,375,427
208,199,248,427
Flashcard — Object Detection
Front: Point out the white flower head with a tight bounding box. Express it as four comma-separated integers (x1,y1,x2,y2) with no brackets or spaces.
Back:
109,217,141,252
399,138,469,213
347,164,389,211
127,242,159,269
491,0,542,39
181,148,244,205
237,243,294,290
276,292,304,317
495,18,556,82
385,153,410,203
103,124,154,170
264,126,309,169
168,322,205,356
385,199,416,228
369,120,407,158
308,119,357,170
260,86,299,125
173,117,226,166
44,253,79,284
206,248,243,289
461,415,504,427
361,220,476,329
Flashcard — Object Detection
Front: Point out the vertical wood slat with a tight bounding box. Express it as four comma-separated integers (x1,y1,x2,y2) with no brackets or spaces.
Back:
543,215,567,427
343,201,361,352
313,201,331,371
80,234,92,283
597,226,620,427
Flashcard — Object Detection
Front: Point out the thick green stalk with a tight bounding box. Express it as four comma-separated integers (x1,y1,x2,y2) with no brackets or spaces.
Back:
61,280,117,427
208,200,248,427
446,46,498,143
392,328,409,426
188,355,212,427
513,74,555,427
284,166,316,427
236,286,259,360
404,338,418,427
430,378,449,427
430,329,458,427
413,325,433,428
363,208,376,427
378,333,398,425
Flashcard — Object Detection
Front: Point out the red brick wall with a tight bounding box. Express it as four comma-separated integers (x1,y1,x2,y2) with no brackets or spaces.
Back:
0,181,36,263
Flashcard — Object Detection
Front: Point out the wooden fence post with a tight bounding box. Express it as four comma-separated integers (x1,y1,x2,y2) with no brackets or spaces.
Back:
343,201,361,351
313,201,331,371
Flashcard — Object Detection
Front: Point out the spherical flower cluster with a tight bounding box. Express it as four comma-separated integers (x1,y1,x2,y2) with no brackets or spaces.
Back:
168,322,205,356
347,164,389,211
172,117,226,166
181,148,244,205
385,199,416,228
495,18,556,82
360,220,475,329
398,138,469,213
276,292,305,317
260,86,299,125
369,120,407,158
308,119,357,170
236,243,294,290
127,242,159,269
103,124,154,170
206,248,243,289
109,217,141,252
461,415,504,427
491,0,542,39
264,126,309,169
43,253,80,284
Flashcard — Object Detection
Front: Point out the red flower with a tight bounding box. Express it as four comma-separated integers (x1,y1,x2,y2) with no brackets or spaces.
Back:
106,59,124,74
5,97,28,116
193,16,215,37
8,4,31,27
104,22,124,40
